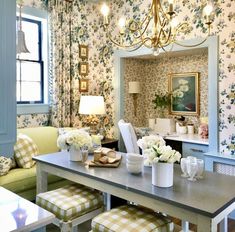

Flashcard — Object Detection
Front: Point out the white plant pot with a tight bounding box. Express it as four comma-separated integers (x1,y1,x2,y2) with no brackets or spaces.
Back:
152,162,174,187
69,146,82,161
178,126,187,134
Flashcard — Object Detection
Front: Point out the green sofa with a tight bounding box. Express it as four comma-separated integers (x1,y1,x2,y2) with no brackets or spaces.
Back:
0,126,72,201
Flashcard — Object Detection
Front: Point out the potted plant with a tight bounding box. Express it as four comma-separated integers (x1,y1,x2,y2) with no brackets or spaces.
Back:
57,130,93,161
137,135,181,187
152,92,171,118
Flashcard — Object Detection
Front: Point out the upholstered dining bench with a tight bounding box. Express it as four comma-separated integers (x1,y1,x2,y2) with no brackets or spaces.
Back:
36,183,104,232
91,204,174,232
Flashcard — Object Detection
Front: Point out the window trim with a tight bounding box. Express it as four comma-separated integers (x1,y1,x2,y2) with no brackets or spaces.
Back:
16,6,49,115
17,17,44,104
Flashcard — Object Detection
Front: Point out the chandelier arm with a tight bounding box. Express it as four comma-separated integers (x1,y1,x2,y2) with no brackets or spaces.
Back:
128,39,149,52
174,36,208,48
101,0,213,53
106,31,143,49
138,2,154,31
158,1,170,19
142,37,156,49
174,24,211,48
124,37,153,52
133,14,152,40
158,18,171,46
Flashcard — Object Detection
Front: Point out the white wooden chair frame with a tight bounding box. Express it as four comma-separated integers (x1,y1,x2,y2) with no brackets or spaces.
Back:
52,207,103,232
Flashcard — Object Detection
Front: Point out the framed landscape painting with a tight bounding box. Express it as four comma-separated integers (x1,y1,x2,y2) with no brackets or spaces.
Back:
169,72,200,116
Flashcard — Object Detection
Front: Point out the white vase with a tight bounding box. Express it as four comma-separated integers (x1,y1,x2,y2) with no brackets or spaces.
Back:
69,146,82,161
152,162,174,187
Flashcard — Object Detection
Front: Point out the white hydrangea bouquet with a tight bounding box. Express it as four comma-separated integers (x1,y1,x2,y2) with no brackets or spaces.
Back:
137,135,181,166
57,130,93,151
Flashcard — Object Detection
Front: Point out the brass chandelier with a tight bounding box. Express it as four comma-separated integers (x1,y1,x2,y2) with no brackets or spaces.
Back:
100,0,213,54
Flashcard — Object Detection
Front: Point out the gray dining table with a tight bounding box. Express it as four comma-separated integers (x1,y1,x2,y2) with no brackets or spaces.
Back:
34,151,235,232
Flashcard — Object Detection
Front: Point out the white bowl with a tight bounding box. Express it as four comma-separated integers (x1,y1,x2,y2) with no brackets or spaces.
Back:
126,159,143,165
126,153,144,162
126,163,143,174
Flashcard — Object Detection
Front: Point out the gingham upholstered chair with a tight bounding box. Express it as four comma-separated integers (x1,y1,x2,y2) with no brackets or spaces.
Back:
36,183,104,232
91,204,174,232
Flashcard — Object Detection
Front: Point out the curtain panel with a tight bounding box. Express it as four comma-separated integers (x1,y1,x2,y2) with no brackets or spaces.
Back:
42,0,73,127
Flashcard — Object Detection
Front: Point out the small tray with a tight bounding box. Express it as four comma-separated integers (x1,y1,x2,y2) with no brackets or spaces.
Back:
86,154,122,168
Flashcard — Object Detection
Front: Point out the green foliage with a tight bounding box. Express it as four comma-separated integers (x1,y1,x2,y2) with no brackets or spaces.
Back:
152,93,171,109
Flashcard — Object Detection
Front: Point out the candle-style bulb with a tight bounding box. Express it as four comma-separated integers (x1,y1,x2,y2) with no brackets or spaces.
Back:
101,3,110,17
118,17,126,34
170,17,178,28
204,4,213,16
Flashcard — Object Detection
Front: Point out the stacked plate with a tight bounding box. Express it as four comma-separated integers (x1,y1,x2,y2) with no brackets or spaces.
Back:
126,153,144,174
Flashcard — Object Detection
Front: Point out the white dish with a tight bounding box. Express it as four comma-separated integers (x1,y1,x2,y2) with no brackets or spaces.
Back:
126,164,142,174
126,159,143,165
126,162,143,174
126,153,143,162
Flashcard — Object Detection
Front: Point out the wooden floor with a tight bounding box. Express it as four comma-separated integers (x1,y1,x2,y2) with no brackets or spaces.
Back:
172,218,235,232
47,218,235,232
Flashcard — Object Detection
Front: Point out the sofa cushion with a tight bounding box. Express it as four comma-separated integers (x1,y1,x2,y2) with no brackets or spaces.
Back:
14,134,38,168
18,127,60,155
0,166,67,194
0,156,12,176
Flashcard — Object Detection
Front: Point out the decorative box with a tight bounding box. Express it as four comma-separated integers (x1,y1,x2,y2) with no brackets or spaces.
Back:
155,118,176,134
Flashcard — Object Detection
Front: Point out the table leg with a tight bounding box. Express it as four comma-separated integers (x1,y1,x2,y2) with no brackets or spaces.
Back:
181,220,189,232
103,193,111,211
219,216,228,232
36,163,48,194
197,215,214,232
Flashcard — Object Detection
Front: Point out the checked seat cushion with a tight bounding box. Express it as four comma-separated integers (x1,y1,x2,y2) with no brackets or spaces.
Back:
91,205,173,232
36,184,103,222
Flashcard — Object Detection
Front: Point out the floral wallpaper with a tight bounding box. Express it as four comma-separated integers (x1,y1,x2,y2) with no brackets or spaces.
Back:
17,114,49,128
22,0,235,156
124,53,208,132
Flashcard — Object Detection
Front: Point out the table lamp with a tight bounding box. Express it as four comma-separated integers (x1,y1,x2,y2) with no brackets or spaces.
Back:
129,81,140,116
79,95,105,134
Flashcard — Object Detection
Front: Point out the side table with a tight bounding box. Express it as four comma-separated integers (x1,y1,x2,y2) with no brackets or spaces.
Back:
101,138,119,151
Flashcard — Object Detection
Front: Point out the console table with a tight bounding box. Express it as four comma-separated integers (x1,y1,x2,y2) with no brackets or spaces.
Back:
0,187,54,232
34,151,235,232
159,133,209,161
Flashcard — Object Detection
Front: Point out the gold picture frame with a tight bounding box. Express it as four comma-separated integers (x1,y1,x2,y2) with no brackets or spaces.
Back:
79,45,88,59
79,62,89,76
169,72,200,116
79,79,89,92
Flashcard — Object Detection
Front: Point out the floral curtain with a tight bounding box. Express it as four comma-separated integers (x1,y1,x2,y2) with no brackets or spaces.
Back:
46,0,73,127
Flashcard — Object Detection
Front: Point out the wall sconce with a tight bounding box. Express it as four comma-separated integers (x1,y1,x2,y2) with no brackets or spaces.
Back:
129,81,140,117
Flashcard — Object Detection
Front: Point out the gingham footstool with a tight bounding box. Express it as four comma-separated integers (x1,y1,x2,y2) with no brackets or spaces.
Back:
36,184,104,232
91,205,174,232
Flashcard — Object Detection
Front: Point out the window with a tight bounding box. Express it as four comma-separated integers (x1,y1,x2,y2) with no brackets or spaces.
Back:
17,17,44,104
